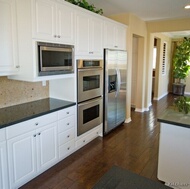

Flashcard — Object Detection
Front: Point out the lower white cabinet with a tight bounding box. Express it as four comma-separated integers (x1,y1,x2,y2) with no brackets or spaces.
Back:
76,124,102,149
0,140,9,189
7,122,57,189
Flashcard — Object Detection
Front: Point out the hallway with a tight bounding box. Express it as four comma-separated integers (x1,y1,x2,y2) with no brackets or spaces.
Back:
21,94,175,189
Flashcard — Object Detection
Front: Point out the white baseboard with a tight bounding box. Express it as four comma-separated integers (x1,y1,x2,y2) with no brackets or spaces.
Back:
125,117,131,123
185,92,190,95
135,108,144,112
153,92,168,101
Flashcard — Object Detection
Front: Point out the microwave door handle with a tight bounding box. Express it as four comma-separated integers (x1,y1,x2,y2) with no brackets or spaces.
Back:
78,68,103,72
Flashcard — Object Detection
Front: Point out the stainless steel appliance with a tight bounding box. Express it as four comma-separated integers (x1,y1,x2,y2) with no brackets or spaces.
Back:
37,42,74,76
77,59,103,136
103,49,127,134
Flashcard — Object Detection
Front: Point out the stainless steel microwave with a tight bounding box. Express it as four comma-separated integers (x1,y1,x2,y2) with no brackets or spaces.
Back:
37,42,74,76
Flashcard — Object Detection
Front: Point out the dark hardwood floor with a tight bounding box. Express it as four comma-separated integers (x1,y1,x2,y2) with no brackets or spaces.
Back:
20,94,175,189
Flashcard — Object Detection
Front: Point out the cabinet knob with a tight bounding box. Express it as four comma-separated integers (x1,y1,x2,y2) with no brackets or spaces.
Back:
35,123,39,126
83,140,86,143
16,65,20,68
67,123,70,126
33,134,36,137
67,135,70,138
54,35,57,38
67,147,70,150
58,35,61,38
66,112,69,115
38,133,41,136
114,46,118,48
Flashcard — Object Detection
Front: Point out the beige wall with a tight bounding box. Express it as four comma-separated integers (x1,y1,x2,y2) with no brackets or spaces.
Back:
0,77,49,108
109,15,190,116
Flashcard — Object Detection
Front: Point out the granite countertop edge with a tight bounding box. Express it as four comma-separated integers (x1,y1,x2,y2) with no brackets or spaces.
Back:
0,98,76,129
157,108,190,129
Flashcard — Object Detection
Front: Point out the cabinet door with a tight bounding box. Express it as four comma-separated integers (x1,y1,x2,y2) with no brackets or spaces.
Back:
89,17,103,57
0,0,18,75
33,0,56,40
0,142,9,189
7,131,36,189
56,3,75,44
104,20,115,49
75,11,89,55
36,123,58,173
115,25,126,50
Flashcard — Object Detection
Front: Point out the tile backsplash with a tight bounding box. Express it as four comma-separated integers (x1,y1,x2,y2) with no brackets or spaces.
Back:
0,77,49,108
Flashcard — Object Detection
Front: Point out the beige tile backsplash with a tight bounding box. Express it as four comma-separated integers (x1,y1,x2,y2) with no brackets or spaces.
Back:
0,77,49,108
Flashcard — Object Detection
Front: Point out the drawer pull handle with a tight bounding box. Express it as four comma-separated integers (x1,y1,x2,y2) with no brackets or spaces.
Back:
67,135,70,138
33,134,36,137
83,140,85,143
35,123,39,126
67,147,70,150
38,133,41,136
66,112,69,114
67,123,70,125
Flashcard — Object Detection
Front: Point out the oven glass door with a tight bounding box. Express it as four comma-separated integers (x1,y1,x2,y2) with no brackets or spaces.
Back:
78,68,103,102
77,97,103,136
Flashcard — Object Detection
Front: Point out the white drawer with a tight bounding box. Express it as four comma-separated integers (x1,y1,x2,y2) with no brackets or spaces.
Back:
59,139,75,159
0,128,6,142
76,125,102,148
58,106,75,120
6,112,57,139
58,128,74,146
58,115,74,133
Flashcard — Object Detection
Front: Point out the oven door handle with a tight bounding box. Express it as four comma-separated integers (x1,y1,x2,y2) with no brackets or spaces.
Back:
78,96,103,106
116,68,121,97
78,68,103,72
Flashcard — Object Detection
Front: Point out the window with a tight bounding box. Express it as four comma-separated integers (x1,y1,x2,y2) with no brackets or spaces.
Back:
162,42,167,75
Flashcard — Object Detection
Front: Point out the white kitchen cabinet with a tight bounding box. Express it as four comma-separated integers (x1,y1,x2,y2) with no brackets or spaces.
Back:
0,0,19,76
75,10,103,57
33,0,75,44
57,106,76,160
76,124,102,150
7,113,58,189
0,129,9,189
104,20,126,50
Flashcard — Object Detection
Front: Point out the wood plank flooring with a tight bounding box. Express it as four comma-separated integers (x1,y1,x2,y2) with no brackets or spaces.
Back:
20,94,175,189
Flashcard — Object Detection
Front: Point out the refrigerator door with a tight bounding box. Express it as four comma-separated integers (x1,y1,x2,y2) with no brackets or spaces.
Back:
116,51,127,125
104,49,127,134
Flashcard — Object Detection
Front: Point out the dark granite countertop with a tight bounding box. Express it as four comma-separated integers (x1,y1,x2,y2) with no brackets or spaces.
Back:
157,107,190,129
0,98,76,129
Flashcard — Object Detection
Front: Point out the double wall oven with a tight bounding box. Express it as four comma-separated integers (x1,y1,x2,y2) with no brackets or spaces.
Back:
77,60,103,136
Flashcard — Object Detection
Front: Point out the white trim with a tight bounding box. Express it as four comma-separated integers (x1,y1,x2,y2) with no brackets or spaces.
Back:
184,92,190,95
135,108,144,112
153,92,168,101
125,117,131,123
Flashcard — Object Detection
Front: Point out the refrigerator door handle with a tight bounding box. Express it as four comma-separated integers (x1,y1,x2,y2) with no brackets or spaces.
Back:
116,68,121,97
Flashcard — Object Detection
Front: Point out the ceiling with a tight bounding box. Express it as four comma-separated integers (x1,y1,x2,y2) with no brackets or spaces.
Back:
87,0,190,38
88,0,190,21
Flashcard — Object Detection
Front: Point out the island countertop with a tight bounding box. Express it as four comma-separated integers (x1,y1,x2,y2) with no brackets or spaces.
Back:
0,98,76,129
157,107,190,129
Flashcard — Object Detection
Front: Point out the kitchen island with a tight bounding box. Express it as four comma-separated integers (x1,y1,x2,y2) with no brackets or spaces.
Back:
157,108,190,189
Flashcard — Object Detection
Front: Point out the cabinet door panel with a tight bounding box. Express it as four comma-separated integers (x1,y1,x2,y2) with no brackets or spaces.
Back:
0,0,18,75
33,0,56,40
89,17,103,56
37,123,57,172
0,142,9,189
76,12,89,55
57,3,75,44
7,131,36,189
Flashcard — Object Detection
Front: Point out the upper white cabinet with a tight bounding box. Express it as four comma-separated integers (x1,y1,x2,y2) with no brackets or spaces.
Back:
0,0,19,76
104,19,126,50
75,10,103,57
33,0,75,44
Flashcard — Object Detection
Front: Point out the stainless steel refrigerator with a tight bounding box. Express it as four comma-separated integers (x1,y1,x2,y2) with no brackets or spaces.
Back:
103,49,127,134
